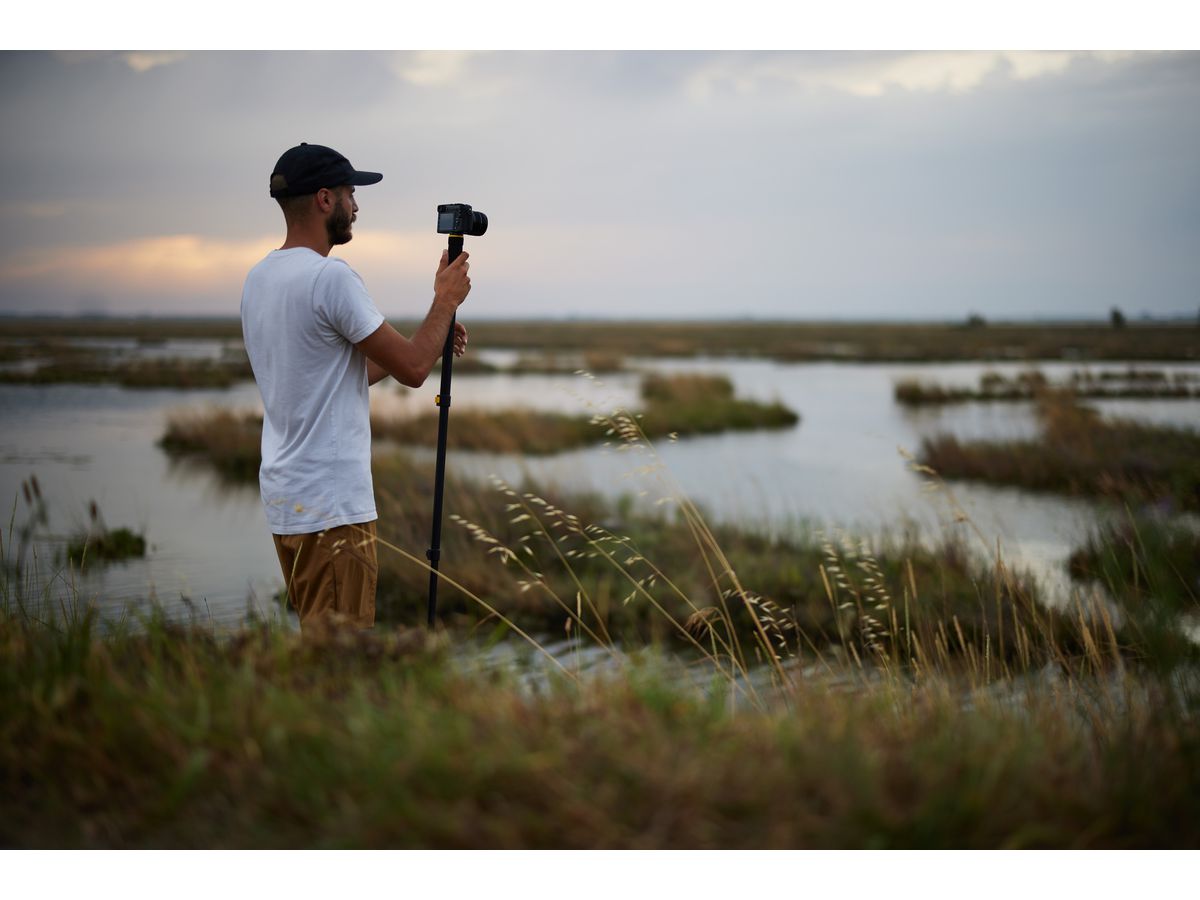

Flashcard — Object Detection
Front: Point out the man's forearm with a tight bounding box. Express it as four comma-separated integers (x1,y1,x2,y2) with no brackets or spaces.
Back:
406,297,457,381
367,359,388,385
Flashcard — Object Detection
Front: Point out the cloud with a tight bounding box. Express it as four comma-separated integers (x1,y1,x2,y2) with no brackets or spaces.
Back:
0,233,277,292
121,51,188,73
683,50,1139,99
52,50,188,72
0,230,444,313
390,51,476,86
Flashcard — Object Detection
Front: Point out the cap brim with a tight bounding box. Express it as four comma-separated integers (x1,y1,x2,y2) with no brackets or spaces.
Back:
348,170,383,186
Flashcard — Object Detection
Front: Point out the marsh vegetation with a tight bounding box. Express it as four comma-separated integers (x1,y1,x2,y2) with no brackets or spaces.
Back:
4,317,1200,847
919,391,1200,512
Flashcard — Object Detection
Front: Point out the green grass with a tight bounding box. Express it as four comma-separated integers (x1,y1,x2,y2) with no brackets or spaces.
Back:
65,527,146,565
372,373,799,454
1068,514,1200,618
919,391,1200,513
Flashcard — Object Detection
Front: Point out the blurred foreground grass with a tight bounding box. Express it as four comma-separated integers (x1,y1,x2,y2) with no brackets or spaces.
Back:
1,604,1198,848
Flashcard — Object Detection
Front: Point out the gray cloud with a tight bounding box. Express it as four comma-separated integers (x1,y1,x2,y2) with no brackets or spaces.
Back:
1,50,1197,319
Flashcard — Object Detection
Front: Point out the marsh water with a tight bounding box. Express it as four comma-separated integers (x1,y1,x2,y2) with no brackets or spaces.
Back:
2,338,1198,628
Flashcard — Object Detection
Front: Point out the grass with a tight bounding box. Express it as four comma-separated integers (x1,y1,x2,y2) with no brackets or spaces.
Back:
7,318,1200,847
153,399,1190,677
8,400,1200,847
895,367,1200,406
0,346,253,389
372,373,799,454
64,527,146,565
1068,513,1200,617
2,598,1199,848
4,317,1198,362
158,407,262,481
507,350,626,374
919,390,1200,513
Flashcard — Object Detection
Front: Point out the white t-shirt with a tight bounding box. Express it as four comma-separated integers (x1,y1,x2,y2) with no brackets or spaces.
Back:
240,248,385,535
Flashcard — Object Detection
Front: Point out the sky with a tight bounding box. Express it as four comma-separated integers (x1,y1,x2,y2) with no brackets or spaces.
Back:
1,47,1198,321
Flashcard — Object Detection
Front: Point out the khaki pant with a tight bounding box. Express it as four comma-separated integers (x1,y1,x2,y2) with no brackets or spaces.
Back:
273,521,378,631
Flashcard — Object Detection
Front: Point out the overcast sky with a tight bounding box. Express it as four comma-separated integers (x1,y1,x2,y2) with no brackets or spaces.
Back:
1,49,1197,320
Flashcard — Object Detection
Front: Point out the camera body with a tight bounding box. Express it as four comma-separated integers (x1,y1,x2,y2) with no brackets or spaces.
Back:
437,203,488,237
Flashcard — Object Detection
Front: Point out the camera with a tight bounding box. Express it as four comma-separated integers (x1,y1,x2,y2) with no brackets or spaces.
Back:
437,203,488,237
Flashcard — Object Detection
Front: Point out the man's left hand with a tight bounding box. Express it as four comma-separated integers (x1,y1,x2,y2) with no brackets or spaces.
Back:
453,321,469,357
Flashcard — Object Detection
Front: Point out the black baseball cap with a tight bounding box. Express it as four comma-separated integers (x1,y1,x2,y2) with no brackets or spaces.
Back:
269,142,383,198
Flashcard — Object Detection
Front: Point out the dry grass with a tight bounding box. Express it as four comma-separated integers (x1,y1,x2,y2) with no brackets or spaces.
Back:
372,373,798,454
919,390,1200,512
7,396,1200,846
2,590,1198,848
895,367,1200,406
158,408,262,481
5,317,1198,362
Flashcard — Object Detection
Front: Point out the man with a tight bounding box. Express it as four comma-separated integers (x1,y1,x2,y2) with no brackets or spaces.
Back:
241,142,472,631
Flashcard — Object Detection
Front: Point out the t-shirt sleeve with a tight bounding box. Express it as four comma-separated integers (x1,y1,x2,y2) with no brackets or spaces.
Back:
313,260,386,344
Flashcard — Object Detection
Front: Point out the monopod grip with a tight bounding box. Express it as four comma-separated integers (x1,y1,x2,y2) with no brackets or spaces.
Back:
447,234,464,266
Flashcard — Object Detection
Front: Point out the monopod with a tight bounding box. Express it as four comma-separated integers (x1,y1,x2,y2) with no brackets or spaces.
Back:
426,203,488,626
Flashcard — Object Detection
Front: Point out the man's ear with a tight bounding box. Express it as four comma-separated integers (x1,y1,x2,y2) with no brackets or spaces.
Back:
315,188,335,213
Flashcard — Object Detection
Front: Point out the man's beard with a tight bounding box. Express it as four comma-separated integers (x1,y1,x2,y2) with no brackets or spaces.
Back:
326,204,354,246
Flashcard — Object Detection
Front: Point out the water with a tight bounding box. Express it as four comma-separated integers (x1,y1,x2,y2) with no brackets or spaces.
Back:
2,343,1197,626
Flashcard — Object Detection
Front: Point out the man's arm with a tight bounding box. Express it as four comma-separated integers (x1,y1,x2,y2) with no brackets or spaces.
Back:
366,359,389,385
366,320,469,386
356,250,471,388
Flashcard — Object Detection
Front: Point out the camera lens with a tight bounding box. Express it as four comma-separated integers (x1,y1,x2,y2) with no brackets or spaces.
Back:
468,211,488,237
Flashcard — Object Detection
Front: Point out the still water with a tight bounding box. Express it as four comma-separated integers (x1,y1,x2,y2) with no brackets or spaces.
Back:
2,341,1197,627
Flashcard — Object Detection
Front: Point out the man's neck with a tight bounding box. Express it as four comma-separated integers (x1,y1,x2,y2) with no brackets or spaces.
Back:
279,225,332,257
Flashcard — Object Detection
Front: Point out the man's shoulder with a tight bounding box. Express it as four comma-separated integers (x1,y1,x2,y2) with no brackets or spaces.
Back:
314,255,365,290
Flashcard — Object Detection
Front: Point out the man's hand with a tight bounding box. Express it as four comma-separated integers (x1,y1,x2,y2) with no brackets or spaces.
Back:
434,250,471,309
453,321,468,358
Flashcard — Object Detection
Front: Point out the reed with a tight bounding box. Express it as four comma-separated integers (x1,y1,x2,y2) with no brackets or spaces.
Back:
0,353,253,389
895,367,1199,406
6,410,1200,847
158,408,262,481
371,373,798,454
919,391,1200,512
152,402,1185,676
1,599,1198,848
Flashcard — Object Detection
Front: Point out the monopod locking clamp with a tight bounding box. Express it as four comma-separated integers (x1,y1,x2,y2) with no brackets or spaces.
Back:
426,203,488,626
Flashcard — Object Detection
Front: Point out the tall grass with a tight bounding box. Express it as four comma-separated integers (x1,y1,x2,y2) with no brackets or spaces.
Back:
6,401,1200,846
3,587,1199,847
371,373,798,454
152,398,1190,682
895,367,1200,406
920,390,1200,512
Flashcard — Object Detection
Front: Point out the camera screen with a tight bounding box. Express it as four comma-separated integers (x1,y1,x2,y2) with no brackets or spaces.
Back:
438,211,457,232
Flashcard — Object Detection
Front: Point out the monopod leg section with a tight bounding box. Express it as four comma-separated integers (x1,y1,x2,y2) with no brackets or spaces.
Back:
426,234,464,626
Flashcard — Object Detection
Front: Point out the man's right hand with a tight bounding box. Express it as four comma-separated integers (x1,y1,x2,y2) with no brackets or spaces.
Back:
434,249,471,308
